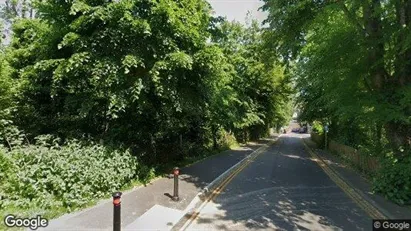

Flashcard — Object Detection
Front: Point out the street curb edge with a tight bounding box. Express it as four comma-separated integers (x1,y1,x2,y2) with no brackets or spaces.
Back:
302,137,394,219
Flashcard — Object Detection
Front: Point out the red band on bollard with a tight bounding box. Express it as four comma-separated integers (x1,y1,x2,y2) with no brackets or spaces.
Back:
113,197,121,206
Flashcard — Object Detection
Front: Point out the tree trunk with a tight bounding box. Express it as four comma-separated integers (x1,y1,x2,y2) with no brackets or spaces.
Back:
363,0,386,91
382,0,411,152
375,122,382,153
394,0,411,86
404,0,411,85
211,125,218,150
362,1,411,151
179,134,182,149
385,123,411,151
150,134,157,163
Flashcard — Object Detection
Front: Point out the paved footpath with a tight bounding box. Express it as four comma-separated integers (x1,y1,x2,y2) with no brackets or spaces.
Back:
40,138,273,231
179,133,376,231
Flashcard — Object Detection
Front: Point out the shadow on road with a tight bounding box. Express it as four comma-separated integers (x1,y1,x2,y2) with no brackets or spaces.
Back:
185,135,371,231
177,138,273,192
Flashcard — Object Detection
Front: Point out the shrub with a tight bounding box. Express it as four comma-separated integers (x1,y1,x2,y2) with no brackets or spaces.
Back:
218,129,239,149
373,152,411,205
137,165,156,185
312,121,324,135
0,148,15,210
0,138,139,215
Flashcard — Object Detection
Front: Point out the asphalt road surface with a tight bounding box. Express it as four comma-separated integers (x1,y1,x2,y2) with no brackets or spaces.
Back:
184,133,372,231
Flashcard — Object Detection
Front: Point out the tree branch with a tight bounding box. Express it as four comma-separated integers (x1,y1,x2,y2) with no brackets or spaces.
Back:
339,2,368,36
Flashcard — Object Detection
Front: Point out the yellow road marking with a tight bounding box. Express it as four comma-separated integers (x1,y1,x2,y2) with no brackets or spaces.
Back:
181,136,385,231
183,161,249,228
302,140,387,219
181,138,279,230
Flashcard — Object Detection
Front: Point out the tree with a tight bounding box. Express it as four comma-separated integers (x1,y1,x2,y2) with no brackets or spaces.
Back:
6,0,290,165
262,0,411,152
8,0,214,160
261,0,411,204
0,0,35,21
212,19,292,140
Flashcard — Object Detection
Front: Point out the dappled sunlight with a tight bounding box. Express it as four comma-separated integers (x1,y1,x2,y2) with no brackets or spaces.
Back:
189,196,346,230
188,184,366,230
292,211,342,231
183,135,371,231
323,159,348,169
281,154,303,159
232,146,254,152
279,152,327,165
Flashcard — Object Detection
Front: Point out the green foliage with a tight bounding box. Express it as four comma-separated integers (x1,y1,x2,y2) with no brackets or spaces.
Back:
137,165,156,185
6,0,290,156
311,121,323,135
0,43,21,148
0,137,138,213
212,20,292,139
262,0,411,204
0,0,35,21
0,0,292,220
6,0,213,160
373,153,411,205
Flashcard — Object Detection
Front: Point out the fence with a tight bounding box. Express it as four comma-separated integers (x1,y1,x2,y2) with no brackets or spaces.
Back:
328,140,380,175
310,132,380,175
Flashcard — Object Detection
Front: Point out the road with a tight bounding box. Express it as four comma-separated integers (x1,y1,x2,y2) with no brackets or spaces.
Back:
182,133,372,231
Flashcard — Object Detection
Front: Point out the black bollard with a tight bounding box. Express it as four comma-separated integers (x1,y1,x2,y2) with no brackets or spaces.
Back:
112,192,122,231
172,167,180,201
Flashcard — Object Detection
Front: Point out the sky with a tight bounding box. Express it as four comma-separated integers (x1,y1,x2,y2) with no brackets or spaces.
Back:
207,0,268,26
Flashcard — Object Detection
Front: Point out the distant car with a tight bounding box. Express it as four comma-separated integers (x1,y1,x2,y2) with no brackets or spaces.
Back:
292,128,299,132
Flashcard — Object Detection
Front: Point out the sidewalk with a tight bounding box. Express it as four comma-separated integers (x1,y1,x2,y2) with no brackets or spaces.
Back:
302,135,411,219
40,137,275,231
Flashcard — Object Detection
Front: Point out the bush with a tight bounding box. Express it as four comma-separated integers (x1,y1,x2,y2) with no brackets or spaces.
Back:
0,148,14,210
373,153,411,205
137,165,156,185
218,129,239,150
0,137,139,215
312,121,324,135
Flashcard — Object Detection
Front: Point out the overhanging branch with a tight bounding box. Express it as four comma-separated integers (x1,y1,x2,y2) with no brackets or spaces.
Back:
328,0,368,36
340,2,368,36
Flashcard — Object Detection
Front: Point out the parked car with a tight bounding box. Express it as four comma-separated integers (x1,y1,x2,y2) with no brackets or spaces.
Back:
292,128,300,132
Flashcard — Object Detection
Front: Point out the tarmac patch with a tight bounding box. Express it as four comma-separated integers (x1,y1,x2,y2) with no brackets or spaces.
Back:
124,204,184,231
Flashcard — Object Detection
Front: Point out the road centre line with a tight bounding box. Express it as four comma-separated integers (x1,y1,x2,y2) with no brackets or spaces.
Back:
180,137,280,230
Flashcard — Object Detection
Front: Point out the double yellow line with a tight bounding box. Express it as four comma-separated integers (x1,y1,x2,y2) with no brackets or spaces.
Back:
302,140,387,219
181,138,279,230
